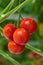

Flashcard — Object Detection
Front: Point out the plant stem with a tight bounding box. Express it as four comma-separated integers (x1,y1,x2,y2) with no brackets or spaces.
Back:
0,0,32,23
0,27,3,31
0,0,15,14
0,50,21,65
0,27,3,36
20,15,23,19
26,44,43,56
17,0,22,28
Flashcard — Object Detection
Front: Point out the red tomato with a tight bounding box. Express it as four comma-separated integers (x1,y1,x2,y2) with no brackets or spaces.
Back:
13,28,30,45
29,51,35,58
35,53,41,59
20,18,37,35
29,51,41,59
3,24,16,40
8,41,25,54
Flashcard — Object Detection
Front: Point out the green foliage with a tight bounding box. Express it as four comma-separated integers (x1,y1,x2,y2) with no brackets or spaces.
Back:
0,0,43,65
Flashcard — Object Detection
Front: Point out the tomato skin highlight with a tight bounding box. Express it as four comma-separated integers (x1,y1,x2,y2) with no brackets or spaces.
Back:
20,18,37,35
8,41,25,54
3,24,16,40
13,28,30,45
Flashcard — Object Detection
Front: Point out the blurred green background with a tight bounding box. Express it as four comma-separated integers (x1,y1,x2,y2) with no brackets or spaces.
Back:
0,0,43,65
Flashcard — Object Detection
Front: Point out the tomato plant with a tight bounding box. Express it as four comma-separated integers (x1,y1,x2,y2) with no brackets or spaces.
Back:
0,0,43,65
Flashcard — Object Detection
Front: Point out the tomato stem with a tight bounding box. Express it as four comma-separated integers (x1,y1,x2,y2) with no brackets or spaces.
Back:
26,44,43,56
0,0,15,14
0,0,32,23
17,0,21,28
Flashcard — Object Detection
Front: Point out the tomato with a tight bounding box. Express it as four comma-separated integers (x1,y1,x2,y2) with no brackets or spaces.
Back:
8,41,25,54
13,28,30,45
20,18,37,35
29,51,35,58
35,53,41,59
29,51,41,59
3,24,16,40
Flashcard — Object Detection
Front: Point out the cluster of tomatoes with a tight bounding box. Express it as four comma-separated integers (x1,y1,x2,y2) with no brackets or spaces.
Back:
29,51,41,59
3,18,37,54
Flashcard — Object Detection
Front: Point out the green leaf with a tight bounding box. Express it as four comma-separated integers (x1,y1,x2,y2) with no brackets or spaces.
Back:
26,44,43,56
0,50,21,65
1,0,15,14
0,0,32,23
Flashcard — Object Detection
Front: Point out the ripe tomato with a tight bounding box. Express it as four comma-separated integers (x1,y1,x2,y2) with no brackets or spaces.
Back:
8,41,25,54
35,53,41,59
29,51,41,59
29,51,35,58
13,28,30,45
20,18,37,35
3,24,16,40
